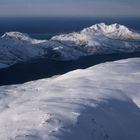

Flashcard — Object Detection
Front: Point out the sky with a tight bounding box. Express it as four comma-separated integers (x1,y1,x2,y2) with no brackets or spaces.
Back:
0,0,139,17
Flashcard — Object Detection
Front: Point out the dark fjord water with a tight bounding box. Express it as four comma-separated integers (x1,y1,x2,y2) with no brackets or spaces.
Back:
0,17,140,39
0,17,140,85
0,52,140,86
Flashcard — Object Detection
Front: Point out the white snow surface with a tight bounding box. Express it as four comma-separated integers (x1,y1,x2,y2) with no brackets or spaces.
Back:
0,58,140,140
0,23,140,68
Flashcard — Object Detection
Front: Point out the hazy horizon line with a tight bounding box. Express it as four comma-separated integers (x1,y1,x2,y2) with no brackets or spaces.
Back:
0,16,140,19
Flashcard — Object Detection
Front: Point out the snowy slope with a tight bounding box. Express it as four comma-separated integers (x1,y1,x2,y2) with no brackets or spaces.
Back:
0,58,140,140
0,23,140,69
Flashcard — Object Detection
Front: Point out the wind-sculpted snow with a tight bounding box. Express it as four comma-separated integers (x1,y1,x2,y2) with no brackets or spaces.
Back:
0,58,140,140
0,23,140,69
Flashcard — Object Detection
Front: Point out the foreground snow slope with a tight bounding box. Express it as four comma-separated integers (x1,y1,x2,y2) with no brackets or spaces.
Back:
0,58,140,140
0,23,140,69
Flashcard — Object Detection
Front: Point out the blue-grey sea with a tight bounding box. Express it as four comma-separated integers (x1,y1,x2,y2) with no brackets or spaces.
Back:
0,17,140,39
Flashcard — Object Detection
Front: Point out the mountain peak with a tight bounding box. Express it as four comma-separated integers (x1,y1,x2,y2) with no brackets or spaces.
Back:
1,32,31,41
82,23,129,33
80,23,140,40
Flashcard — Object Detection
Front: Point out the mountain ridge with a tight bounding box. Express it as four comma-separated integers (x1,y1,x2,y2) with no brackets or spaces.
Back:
0,23,140,69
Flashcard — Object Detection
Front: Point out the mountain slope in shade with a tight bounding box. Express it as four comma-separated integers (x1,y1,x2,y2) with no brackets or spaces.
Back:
0,23,140,69
0,58,140,140
0,63,8,69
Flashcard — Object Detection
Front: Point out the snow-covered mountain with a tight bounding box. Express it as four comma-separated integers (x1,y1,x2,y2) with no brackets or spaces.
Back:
83,23,140,40
0,32,84,69
0,23,140,69
0,32,44,66
52,23,140,55
0,58,140,140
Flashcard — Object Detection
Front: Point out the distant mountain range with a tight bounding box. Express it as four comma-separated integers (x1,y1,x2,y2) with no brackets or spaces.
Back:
0,23,140,69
